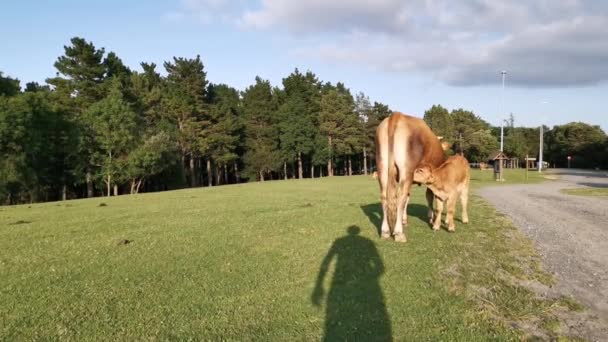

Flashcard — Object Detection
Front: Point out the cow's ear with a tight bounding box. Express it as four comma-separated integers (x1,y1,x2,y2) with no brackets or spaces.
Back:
441,141,451,151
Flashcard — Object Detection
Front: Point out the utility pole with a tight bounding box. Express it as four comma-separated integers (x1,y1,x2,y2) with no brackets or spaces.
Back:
500,70,507,152
538,125,544,172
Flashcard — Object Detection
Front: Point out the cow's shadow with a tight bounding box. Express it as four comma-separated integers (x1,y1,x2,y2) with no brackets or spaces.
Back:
360,202,429,236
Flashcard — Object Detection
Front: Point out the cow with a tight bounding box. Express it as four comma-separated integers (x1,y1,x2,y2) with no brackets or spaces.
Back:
375,112,447,242
413,155,470,232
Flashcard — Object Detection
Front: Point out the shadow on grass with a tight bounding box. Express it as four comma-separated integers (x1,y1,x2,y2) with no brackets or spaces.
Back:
360,202,429,236
577,182,608,188
312,225,392,341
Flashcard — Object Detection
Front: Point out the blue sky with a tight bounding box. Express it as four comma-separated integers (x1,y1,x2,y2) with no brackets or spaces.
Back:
1,0,607,131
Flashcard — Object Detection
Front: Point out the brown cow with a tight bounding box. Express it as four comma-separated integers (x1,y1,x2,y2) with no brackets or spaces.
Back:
375,112,446,242
413,155,470,232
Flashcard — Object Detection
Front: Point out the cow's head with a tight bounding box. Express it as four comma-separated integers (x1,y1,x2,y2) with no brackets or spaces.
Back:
413,164,434,184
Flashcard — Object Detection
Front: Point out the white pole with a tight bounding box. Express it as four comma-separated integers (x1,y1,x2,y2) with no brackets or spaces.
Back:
500,70,506,152
538,125,543,172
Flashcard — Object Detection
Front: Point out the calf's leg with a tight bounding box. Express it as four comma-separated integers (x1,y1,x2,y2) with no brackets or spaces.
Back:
432,198,444,231
460,186,469,224
425,188,435,224
446,194,457,232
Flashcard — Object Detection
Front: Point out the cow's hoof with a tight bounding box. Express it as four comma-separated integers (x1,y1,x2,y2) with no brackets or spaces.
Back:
394,233,407,243
381,232,391,240
448,227,456,233
432,225,440,231
462,219,469,224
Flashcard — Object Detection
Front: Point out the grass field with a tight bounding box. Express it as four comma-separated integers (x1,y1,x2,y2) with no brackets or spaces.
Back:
0,170,577,340
561,187,608,197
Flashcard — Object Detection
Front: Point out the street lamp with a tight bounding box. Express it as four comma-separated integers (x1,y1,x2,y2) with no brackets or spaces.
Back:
500,70,507,152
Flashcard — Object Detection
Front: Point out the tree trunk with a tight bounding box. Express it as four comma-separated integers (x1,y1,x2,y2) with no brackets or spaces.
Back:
135,179,143,194
283,162,287,180
113,184,118,196
311,164,314,179
181,153,187,186
130,180,136,194
320,167,324,177
207,160,212,187
298,152,303,179
224,165,228,184
234,162,239,183
216,166,221,185
107,174,111,197
86,168,94,198
363,147,368,175
327,136,333,176
348,156,353,176
259,171,264,182
190,156,197,187
62,183,67,201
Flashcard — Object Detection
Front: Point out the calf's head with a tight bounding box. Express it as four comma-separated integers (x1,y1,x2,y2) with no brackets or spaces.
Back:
413,165,434,184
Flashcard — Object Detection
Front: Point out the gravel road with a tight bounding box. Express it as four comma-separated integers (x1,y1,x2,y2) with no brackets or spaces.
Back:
477,169,608,340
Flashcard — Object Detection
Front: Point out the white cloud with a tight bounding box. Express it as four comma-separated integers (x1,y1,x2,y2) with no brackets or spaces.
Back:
168,0,608,87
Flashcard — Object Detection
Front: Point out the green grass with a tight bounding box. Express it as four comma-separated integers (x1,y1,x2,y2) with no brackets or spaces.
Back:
469,168,546,187
560,187,608,197
0,170,577,340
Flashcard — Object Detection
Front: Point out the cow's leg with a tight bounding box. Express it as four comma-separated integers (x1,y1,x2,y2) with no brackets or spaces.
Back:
376,123,391,239
393,175,413,242
432,198,443,230
401,195,410,225
460,186,469,224
446,194,457,232
379,173,391,239
425,188,435,224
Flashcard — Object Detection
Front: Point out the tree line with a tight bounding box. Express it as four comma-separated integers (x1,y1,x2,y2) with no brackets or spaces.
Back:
422,104,607,168
0,37,393,204
1,37,606,205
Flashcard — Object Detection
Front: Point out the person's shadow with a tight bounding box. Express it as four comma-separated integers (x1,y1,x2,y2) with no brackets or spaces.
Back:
311,225,392,341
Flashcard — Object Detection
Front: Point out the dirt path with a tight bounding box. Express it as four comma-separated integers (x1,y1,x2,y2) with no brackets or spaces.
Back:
477,169,608,341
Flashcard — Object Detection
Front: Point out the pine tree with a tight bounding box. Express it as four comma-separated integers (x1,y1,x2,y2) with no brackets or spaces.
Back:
162,55,208,187
0,71,21,96
423,104,453,140
205,83,242,185
84,79,139,196
319,85,355,176
242,77,280,181
278,69,320,179
46,37,115,198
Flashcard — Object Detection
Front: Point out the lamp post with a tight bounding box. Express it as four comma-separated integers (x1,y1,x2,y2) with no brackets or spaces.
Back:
500,70,507,152
539,100,548,172
538,125,544,172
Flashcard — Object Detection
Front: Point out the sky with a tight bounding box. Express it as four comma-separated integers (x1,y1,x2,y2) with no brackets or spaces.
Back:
1,0,607,131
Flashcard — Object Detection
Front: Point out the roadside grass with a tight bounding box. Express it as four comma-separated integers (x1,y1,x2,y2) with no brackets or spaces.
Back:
560,187,608,197
469,168,545,188
0,171,578,340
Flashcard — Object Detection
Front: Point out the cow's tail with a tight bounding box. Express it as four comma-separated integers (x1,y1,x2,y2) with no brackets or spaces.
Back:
386,119,399,230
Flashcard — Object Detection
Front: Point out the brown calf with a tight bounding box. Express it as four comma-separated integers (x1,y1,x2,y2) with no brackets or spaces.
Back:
413,155,470,232
375,112,446,242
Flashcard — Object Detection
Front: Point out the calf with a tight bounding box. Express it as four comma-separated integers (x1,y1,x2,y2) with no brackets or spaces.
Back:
413,155,470,232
